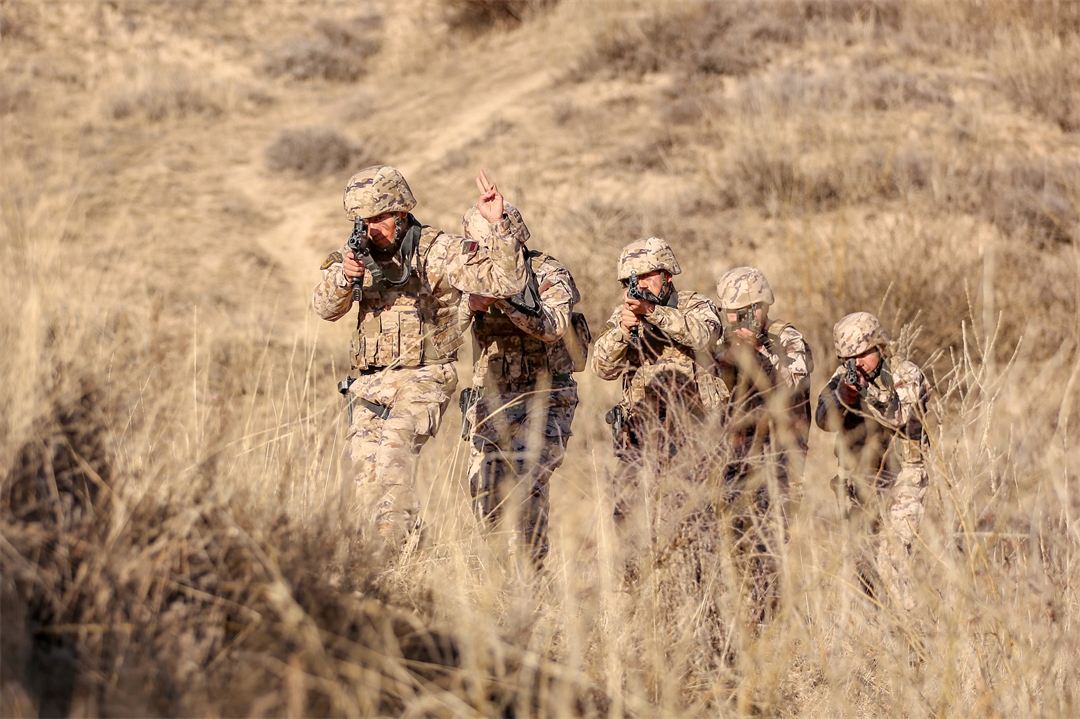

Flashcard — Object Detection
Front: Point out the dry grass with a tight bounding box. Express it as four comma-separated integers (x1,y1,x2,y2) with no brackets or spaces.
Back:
264,127,367,178
264,18,381,82
108,64,274,122
2,0,1080,716
444,0,560,36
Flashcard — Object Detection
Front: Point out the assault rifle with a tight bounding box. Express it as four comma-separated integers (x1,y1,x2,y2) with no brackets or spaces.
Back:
459,387,482,440
625,271,663,348
338,375,355,424
346,219,369,303
844,358,861,389
604,405,628,442
729,302,763,335
841,358,892,414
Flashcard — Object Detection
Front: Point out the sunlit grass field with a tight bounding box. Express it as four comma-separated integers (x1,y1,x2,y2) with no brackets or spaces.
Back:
2,0,1078,716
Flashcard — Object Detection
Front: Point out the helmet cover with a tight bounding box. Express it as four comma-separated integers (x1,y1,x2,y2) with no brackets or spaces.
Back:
617,237,681,281
343,165,416,220
715,266,775,309
833,311,891,358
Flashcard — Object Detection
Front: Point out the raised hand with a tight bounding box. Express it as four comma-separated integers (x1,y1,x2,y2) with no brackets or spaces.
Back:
475,170,505,224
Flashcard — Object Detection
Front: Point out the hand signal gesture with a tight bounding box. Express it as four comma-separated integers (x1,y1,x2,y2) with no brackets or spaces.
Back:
475,170,505,225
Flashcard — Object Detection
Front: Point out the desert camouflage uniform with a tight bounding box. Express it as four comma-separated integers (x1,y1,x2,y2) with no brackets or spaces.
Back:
716,323,814,489
712,266,813,624
591,240,722,517
815,312,931,610
313,167,526,545
461,206,585,564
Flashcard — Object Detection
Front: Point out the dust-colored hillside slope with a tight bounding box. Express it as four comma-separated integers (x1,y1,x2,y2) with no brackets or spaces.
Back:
2,0,1079,716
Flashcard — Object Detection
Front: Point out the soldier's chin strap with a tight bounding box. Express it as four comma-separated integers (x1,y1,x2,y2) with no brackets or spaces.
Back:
503,247,543,317
361,214,421,287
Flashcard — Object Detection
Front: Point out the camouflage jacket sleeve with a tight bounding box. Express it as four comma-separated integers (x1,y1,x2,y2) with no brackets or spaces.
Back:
590,306,633,381
312,246,353,321
771,324,814,394
495,254,579,343
890,359,931,440
427,217,527,298
646,291,721,352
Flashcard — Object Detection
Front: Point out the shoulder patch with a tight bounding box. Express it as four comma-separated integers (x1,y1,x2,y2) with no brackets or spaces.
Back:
321,251,343,270
461,239,480,254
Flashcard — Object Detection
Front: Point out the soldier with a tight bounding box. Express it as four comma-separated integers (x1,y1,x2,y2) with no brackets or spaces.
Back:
591,238,722,520
459,203,589,567
312,166,526,549
815,312,931,610
713,266,814,502
712,266,813,624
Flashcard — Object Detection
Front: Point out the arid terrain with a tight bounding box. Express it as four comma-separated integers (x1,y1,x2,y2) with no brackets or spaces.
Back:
2,0,1078,716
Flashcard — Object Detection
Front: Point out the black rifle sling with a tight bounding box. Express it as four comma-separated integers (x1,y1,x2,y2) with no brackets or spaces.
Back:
503,248,543,318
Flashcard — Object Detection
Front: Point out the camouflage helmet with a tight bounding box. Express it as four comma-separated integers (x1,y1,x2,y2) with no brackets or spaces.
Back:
833,312,891,358
715,266,775,310
462,203,530,245
616,237,681,281
343,165,416,220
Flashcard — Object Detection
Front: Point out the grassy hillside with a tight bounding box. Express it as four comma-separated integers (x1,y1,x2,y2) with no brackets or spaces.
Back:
2,0,1078,716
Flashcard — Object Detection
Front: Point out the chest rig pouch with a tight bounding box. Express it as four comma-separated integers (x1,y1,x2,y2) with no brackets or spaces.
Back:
351,228,464,370
473,309,549,384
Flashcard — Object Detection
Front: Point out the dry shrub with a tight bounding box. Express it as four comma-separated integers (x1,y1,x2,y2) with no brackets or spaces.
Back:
444,0,559,36
0,0,37,43
109,64,272,122
574,1,803,81
993,31,1080,133
264,18,380,82
799,0,904,30
264,127,365,178
989,157,1080,247
0,81,32,116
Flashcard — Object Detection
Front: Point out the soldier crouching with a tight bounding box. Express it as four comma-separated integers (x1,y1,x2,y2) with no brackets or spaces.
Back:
815,312,931,610
459,204,590,568
312,166,526,550
590,238,723,523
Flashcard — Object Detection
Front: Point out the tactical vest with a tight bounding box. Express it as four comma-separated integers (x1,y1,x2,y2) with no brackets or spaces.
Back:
350,227,464,370
473,310,565,385
621,297,706,408
471,253,589,386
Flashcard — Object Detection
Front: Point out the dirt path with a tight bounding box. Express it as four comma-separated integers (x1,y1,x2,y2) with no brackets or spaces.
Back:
243,59,556,321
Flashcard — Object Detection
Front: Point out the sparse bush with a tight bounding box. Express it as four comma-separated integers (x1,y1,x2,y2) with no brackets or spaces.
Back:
108,65,272,122
264,127,364,178
264,18,379,82
444,0,559,36
0,81,32,115
575,2,804,81
988,157,1079,247
993,32,1080,132
799,0,903,31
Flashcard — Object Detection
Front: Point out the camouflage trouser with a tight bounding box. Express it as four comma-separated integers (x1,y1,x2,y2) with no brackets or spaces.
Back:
347,364,457,545
839,464,928,610
466,382,577,565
